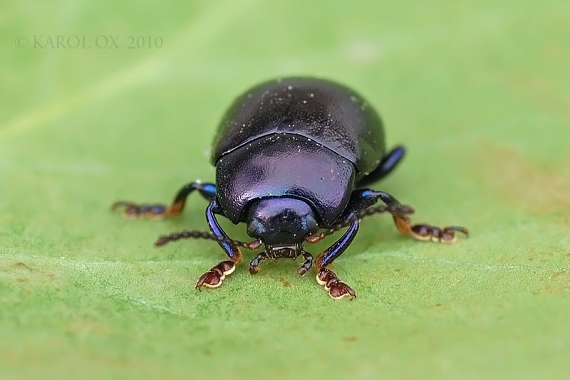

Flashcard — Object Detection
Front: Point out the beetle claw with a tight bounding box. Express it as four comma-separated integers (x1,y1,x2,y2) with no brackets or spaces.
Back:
316,268,356,300
195,260,236,289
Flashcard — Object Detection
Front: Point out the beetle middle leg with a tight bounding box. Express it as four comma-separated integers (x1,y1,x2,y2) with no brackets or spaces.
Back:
111,181,216,219
367,191,469,242
342,189,469,243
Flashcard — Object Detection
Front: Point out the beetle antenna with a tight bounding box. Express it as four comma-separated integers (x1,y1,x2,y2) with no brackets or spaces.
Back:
154,230,262,250
306,204,414,243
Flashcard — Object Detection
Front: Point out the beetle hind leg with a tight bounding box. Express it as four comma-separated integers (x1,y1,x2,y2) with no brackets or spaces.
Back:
357,145,405,187
111,181,216,219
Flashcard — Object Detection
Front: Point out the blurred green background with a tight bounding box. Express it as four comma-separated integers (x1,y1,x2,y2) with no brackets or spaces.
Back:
1,0,569,379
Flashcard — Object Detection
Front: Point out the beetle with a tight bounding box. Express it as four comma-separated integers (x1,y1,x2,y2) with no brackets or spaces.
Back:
112,77,468,299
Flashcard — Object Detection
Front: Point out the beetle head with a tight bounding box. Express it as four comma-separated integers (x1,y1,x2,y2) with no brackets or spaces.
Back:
246,197,319,245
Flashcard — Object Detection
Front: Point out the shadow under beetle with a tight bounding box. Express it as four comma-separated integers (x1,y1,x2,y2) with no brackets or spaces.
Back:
112,77,468,299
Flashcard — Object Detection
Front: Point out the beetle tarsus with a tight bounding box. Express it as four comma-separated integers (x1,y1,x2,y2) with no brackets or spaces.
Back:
392,214,469,243
111,181,217,220
316,268,356,300
196,260,236,289
111,201,169,220
410,224,469,242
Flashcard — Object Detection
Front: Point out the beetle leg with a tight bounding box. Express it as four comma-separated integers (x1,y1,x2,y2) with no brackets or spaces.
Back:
336,190,468,243
111,181,216,219
357,145,406,187
315,220,359,267
369,191,469,243
313,220,359,299
249,252,269,274
316,268,356,300
192,200,244,289
297,251,313,276
393,220,469,243
205,200,243,262
196,260,236,289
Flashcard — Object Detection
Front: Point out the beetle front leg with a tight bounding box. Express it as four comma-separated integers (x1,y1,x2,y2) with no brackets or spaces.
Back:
195,261,236,289
111,181,216,220
313,220,359,300
316,268,356,300
195,200,244,289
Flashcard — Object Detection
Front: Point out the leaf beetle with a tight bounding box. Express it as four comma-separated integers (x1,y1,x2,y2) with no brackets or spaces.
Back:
112,77,468,299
